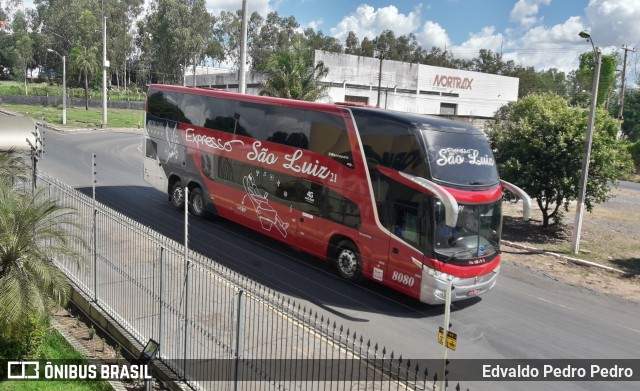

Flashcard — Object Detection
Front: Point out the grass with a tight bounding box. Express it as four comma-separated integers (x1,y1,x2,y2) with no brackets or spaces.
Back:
0,80,145,101
0,329,111,391
0,103,144,129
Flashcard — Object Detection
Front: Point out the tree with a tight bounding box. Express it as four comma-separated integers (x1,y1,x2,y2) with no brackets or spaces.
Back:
185,0,212,87
9,11,33,93
0,184,82,336
68,9,100,108
422,47,458,68
70,44,99,109
471,49,513,75
344,31,360,55
104,0,145,90
139,0,191,84
573,51,618,107
250,11,299,71
259,40,329,101
487,93,633,228
619,88,640,141
303,28,342,54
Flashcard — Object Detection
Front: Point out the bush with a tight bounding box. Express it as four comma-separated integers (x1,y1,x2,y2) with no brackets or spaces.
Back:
0,317,49,378
627,140,640,173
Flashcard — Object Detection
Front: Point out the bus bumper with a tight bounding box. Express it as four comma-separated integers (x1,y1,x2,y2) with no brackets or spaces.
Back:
419,265,500,305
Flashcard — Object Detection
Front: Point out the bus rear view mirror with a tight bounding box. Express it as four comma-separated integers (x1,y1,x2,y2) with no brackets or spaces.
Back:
500,180,531,221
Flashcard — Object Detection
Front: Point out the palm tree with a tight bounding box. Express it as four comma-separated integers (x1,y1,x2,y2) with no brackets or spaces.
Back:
259,40,329,101
0,150,29,185
70,45,99,110
0,183,83,337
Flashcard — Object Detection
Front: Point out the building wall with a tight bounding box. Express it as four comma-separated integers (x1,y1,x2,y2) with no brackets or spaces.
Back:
315,50,519,118
187,50,519,119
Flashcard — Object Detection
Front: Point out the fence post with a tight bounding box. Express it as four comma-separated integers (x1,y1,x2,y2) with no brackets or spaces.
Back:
183,187,189,379
234,290,244,391
92,153,97,302
158,245,164,358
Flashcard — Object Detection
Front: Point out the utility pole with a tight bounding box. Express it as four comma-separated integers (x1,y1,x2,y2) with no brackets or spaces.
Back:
376,52,384,107
618,45,635,136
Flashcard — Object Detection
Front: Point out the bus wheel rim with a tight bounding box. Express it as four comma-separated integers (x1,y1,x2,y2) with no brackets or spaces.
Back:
192,193,203,214
338,249,357,277
173,186,184,204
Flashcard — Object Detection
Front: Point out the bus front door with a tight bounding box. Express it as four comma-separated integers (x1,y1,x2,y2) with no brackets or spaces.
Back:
143,138,168,193
386,203,425,297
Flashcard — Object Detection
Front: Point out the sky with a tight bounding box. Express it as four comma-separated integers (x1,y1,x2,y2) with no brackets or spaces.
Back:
212,0,640,82
15,0,640,82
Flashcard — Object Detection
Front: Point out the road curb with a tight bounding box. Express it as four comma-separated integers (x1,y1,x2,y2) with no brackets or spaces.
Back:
501,240,627,274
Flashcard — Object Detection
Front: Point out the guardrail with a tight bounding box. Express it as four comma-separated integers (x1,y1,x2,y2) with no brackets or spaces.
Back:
36,172,462,390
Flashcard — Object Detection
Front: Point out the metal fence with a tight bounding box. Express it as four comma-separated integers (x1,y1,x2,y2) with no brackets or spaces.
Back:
36,172,460,391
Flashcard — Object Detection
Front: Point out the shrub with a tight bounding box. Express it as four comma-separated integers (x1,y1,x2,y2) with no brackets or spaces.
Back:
0,316,49,376
627,140,640,173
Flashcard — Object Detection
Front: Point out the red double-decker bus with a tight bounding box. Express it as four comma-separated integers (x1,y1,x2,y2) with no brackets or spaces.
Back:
142,84,530,304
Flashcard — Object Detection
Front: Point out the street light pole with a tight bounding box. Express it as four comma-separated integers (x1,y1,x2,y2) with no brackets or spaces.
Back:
571,31,601,254
47,49,66,125
102,16,108,128
239,0,248,94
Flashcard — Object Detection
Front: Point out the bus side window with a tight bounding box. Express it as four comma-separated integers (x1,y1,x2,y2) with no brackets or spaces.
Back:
356,114,427,177
263,106,307,148
203,97,237,133
305,112,353,168
179,93,204,127
145,139,158,160
236,101,267,139
148,90,183,122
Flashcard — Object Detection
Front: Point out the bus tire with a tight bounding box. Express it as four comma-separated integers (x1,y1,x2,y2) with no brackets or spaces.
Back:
335,240,363,282
189,187,207,218
170,181,185,210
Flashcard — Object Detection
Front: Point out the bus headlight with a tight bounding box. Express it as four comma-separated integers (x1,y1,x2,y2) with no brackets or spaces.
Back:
425,267,453,282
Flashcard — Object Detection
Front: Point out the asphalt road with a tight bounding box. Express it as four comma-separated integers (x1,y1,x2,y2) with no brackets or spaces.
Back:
37,129,640,391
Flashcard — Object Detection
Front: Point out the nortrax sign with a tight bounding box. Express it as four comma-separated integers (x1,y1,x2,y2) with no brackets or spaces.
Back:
433,75,474,90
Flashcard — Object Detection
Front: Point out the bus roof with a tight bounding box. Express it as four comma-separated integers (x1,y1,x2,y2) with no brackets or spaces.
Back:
348,106,483,134
148,84,346,114
148,84,483,134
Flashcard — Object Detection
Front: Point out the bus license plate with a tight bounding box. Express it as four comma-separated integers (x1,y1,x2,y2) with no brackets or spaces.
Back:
467,288,481,297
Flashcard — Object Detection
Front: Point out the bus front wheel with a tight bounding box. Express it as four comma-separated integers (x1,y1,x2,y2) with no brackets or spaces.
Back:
189,187,207,218
170,181,185,210
335,240,363,282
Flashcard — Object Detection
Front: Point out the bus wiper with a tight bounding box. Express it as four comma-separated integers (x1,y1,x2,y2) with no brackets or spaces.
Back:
443,249,473,263
487,239,501,253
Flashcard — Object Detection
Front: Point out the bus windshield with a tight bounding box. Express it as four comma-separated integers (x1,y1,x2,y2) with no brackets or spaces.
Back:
434,200,502,262
420,125,499,187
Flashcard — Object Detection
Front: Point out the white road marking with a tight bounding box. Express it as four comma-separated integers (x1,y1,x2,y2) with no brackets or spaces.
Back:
617,324,640,334
535,296,573,310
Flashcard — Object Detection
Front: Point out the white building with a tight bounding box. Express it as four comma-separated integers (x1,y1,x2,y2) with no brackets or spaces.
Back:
187,50,519,119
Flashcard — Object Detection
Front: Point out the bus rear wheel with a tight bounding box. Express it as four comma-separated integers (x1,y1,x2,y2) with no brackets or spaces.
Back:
170,181,185,210
189,187,207,218
335,240,363,282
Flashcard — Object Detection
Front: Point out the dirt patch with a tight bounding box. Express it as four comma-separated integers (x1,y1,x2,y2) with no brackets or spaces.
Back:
52,306,165,390
500,185,640,302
